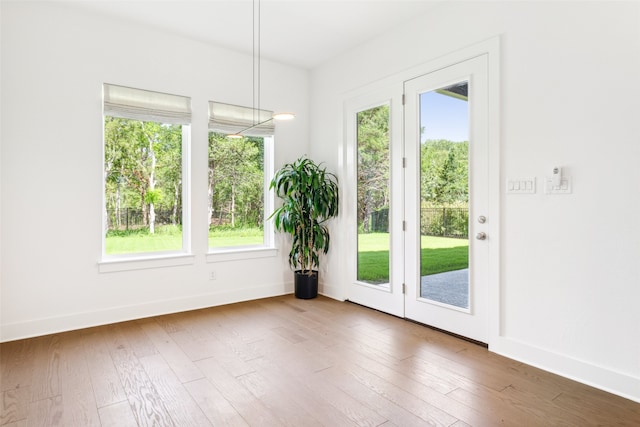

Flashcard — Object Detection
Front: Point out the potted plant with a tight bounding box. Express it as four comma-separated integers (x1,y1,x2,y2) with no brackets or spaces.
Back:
270,157,339,299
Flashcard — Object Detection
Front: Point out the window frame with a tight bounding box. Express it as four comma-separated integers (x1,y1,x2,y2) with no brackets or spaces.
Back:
99,85,194,272
206,134,276,261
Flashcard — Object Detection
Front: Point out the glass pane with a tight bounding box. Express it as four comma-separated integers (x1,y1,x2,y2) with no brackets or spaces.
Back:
104,117,183,255
419,82,470,308
208,132,265,248
357,105,390,285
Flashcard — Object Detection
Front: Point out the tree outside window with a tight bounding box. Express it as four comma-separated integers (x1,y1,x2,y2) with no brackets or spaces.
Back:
104,116,185,255
208,133,269,248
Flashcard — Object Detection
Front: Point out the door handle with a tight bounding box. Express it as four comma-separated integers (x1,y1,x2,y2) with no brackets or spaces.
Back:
476,232,487,240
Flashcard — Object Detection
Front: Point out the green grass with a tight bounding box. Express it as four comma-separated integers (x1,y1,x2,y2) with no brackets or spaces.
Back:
106,229,467,284
105,225,263,254
357,232,468,283
208,227,263,248
105,225,183,254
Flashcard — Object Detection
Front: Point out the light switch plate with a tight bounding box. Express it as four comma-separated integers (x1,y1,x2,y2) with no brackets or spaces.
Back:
506,177,536,194
545,176,572,194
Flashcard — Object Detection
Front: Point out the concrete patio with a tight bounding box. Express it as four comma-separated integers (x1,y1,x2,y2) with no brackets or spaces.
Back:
421,268,469,309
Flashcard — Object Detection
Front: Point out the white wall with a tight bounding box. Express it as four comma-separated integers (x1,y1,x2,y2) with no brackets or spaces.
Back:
2,0,639,403
310,2,640,401
0,2,309,340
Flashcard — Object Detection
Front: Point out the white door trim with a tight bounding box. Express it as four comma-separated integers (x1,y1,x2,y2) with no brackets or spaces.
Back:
340,37,501,346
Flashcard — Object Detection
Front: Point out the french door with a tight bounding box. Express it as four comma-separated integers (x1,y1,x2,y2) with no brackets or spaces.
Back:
347,54,491,343
345,86,405,317
404,55,489,343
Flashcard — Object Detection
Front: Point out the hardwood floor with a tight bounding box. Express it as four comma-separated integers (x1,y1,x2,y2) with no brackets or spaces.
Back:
1,295,638,426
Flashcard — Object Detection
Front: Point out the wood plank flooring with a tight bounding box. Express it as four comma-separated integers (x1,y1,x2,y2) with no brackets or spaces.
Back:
1,295,638,426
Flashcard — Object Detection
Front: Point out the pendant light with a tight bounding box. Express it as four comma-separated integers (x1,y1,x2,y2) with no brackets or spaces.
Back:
228,0,294,138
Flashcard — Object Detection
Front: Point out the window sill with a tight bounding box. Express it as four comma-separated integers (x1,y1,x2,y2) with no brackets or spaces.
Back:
206,246,278,263
99,252,195,273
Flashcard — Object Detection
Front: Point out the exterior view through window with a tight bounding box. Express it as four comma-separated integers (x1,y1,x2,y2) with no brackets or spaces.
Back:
207,101,274,250
420,81,470,309
357,104,391,285
104,117,185,255
103,84,190,256
208,132,267,248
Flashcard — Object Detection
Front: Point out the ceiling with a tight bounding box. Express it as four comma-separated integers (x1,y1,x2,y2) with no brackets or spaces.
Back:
67,0,442,69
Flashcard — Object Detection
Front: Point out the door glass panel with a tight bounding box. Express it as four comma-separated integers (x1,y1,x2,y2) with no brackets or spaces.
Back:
419,82,470,308
357,105,390,285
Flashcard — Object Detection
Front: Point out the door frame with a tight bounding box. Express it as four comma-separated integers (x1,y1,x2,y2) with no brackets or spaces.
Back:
342,37,500,347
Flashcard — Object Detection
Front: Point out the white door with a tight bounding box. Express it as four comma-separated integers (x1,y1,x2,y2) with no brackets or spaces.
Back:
404,55,490,343
345,85,405,317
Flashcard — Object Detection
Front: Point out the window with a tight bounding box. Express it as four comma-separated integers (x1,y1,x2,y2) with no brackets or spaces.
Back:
102,84,191,258
357,104,391,285
207,102,274,251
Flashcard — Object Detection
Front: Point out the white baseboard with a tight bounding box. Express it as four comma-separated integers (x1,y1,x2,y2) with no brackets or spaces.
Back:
0,282,293,342
318,280,345,301
5,283,635,404
317,283,640,403
490,336,640,403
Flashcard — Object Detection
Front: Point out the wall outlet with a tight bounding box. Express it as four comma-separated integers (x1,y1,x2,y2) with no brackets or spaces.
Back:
209,271,217,280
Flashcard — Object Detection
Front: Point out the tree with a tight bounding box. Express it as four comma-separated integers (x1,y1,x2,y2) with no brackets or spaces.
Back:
208,133,263,228
155,125,182,225
421,139,468,206
357,105,390,233
104,117,182,233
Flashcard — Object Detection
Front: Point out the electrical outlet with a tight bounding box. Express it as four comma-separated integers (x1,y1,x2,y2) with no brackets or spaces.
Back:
209,271,217,280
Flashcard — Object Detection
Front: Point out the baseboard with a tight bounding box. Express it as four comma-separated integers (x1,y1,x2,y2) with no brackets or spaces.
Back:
318,280,345,301
0,282,293,342
490,336,640,403
8,285,635,404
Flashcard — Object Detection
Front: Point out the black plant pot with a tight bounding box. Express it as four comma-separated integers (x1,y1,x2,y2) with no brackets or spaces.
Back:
294,270,318,299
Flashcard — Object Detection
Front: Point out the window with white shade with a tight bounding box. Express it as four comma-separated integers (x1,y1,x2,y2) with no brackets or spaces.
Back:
207,101,274,251
102,83,191,258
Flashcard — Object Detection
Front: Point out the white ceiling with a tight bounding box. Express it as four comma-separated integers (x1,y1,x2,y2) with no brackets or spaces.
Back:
67,0,442,69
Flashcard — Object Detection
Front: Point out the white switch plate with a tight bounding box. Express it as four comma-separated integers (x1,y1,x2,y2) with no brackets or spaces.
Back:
545,176,572,194
506,177,536,194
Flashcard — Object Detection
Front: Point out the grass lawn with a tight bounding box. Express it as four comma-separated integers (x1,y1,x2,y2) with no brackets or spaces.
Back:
106,228,466,284
105,226,183,254
207,227,263,248
105,226,263,255
358,232,468,283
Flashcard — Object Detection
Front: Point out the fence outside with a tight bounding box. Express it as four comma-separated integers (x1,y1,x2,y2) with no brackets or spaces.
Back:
421,207,468,238
209,208,264,229
369,207,468,239
370,208,390,233
106,208,181,231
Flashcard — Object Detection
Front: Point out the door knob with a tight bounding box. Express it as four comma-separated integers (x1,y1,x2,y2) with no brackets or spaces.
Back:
476,232,487,240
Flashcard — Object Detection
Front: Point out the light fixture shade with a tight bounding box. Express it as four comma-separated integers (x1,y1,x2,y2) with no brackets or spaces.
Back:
273,112,295,120
208,101,274,136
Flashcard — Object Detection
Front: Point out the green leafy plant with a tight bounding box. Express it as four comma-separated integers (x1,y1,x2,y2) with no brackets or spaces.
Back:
270,157,339,275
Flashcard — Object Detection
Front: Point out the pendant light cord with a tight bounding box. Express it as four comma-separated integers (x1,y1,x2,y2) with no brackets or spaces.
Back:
252,0,261,126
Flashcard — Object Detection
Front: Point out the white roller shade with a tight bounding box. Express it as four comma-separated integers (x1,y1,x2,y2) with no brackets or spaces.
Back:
103,83,192,125
209,101,274,137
